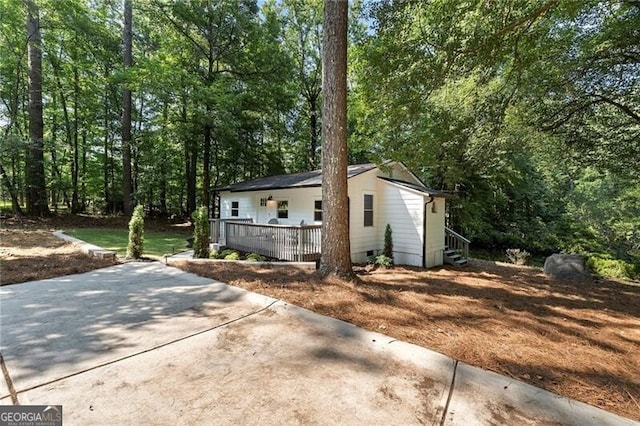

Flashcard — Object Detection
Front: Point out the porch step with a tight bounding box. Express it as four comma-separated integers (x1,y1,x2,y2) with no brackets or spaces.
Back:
443,248,468,267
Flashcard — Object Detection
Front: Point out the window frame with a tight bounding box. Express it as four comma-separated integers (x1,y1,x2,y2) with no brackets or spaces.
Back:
277,200,289,219
231,201,239,217
314,200,322,222
363,194,374,227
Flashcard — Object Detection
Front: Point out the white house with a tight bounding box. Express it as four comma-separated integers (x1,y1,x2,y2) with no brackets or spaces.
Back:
214,162,466,268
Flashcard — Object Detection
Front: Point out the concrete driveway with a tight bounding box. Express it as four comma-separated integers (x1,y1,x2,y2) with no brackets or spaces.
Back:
0,262,636,425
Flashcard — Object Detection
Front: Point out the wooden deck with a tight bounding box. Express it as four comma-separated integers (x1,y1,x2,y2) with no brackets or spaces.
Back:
211,219,321,262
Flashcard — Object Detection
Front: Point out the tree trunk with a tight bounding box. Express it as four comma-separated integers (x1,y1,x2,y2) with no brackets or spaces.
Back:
202,49,215,217
103,67,111,212
203,122,211,215
71,56,80,213
159,101,169,216
122,0,133,215
81,129,87,210
0,162,24,216
309,95,319,170
49,53,73,210
25,1,50,217
318,0,352,278
182,94,197,217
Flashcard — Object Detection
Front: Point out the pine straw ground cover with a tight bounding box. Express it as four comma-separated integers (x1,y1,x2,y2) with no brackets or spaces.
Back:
0,215,190,285
1,229,117,285
172,259,640,420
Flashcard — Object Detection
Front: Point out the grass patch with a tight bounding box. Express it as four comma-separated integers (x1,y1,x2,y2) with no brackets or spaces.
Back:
66,228,190,257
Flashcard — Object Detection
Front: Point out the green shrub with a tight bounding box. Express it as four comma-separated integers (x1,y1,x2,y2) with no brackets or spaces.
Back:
209,250,218,259
126,205,145,259
586,255,635,279
224,251,240,260
384,224,393,260
192,206,210,259
216,249,236,259
367,254,393,268
246,253,265,262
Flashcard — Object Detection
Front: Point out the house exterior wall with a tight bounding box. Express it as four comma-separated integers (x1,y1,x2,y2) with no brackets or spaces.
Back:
219,193,255,220
424,197,446,268
347,168,381,263
377,180,425,267
219,187,322,226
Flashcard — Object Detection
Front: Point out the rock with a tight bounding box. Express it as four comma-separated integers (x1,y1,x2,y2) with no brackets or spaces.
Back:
543,253,591,281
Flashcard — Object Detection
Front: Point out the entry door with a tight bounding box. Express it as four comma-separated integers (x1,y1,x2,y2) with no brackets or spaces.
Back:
257,196,277,224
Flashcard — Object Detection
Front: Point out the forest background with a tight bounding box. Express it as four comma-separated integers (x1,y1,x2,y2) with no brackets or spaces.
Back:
1,0,638,279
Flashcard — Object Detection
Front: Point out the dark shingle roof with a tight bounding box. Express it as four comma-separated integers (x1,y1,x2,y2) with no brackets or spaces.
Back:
215,163,377,192
377,176,450,198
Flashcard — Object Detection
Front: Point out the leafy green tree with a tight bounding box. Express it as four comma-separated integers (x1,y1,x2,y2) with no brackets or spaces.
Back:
192,206,210,259
353,0,638,275
126,204,145,259
280,0,323,170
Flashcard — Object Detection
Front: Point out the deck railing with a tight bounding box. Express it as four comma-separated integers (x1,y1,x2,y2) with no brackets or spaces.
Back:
445,227,470,258
225,221,322,262
209,218,253,245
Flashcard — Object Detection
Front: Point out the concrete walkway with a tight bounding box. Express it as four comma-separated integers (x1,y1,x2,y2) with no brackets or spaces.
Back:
0,262,636,425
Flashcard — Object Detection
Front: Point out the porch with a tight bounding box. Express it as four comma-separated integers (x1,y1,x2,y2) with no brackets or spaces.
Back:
210,218,322,262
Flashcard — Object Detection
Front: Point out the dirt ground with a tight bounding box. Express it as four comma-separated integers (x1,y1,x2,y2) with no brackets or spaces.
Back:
171,260,640,421
1,216,639,420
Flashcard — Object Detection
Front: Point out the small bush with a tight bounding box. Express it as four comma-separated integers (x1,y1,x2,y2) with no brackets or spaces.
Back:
224,251,240,260
586,255,635,279
192,206,210,259
506,248,530,265
126,205,145,259
215,249,236,259
367,254,393,268
246,253,265,262
384,224,393,260
209,250,218,259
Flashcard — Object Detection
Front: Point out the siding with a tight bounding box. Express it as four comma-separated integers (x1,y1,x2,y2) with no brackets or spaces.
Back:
219,193,255,219
377,179,425,267
220,188,322,225
348,169,380,263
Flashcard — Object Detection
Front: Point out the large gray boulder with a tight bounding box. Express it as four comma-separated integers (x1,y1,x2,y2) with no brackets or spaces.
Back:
543,254,591,280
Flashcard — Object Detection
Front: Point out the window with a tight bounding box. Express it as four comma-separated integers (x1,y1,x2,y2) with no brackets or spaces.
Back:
231,201,239,217
314,200,322,221
260,197,267,207
364,194,373,227
277,200,288,218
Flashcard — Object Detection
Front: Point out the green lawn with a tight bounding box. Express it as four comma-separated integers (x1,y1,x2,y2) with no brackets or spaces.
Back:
66,228,191,257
